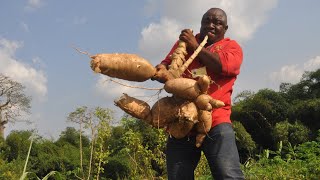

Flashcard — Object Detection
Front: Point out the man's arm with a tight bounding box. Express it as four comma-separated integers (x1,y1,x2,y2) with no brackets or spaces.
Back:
196,49,222,75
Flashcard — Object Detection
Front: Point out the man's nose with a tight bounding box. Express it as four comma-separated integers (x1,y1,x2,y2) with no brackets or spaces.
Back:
208,22,215,29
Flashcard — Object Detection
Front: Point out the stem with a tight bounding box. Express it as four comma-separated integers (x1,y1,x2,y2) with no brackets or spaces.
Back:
96,144,103,180
22,135,33,177
79,121,84,179
87,116,95,180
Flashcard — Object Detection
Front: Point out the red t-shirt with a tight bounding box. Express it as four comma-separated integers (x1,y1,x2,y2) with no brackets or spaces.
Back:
161,34,243,127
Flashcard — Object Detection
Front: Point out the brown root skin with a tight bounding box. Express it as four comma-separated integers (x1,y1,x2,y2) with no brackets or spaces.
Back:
151,97,185,128
196,134,206,148
91,53,156,82
194,105,213,148
114,93,151,121
178,101,198,123
152,65,175,83
209,99,225,109
164,78,201,100
195,94,213,110
195,94,225,110
195,110,212,133
167,119,196,139
166,101,198,139
197,75,211,94
168,41,187,75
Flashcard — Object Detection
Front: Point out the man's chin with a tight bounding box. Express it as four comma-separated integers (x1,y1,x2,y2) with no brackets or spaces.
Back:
207,32,216,40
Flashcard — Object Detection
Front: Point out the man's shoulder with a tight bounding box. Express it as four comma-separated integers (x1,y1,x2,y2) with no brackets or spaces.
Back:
223,38,240,45
222,38,242,49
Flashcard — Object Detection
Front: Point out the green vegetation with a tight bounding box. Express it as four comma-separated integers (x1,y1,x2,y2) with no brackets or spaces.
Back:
0,69,319,179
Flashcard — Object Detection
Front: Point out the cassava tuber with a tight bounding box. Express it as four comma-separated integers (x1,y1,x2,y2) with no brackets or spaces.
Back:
90,53,156,82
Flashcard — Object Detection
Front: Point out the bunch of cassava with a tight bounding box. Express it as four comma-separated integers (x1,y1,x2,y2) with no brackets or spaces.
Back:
89,36,224,147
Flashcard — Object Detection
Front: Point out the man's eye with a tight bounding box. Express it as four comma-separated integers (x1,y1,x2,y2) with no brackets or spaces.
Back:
202,19,210,24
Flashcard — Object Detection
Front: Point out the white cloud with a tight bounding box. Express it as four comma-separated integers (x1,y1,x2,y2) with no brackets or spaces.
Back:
270,64,303,84
25,0,44,11
303,56,320,71
269,56,320,85
0,38,47,102
139,17,182,64
139,0,278,64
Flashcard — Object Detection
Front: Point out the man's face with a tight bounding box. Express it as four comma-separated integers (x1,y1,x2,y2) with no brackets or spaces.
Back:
200,9,228,44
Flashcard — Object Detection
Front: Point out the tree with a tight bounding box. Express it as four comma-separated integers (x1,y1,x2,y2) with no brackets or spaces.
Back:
280,68,320,136
232,89,290,149
280,69,320,102
67,106,114,179
0,74,31,138
56,127,90,148
4,130,33,161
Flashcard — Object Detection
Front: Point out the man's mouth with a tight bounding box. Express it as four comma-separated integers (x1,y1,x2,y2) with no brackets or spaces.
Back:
207,31,215,36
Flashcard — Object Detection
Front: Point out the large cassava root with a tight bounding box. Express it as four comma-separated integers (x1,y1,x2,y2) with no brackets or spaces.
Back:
114,94,199,139
163,75,225,147
90,53,156,82
114,74,225,147
114,93,151,120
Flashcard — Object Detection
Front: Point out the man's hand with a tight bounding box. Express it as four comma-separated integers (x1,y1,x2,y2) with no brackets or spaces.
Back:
151,64,174,83
179,29,199,52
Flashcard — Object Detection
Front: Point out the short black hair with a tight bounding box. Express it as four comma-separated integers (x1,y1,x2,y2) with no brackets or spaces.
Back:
205,8,228,25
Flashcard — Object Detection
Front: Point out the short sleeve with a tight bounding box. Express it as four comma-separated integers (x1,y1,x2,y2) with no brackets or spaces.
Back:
216,41,243,76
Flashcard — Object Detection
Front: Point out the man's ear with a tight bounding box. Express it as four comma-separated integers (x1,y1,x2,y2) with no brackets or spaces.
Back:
225,25,229,31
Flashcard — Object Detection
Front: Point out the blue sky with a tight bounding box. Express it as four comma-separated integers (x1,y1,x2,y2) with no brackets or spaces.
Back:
1,0,320,139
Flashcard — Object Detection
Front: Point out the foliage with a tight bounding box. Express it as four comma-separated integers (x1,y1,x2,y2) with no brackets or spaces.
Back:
243,139,320,179
4,130,33,161
55,127,90,147
194,152,211,178
280,69,320,101
288,98,320,133
232,88,290,149
92,107,113,180
66,106,114,179
232,120,257,161
0,158,24,180
272,120,310,147
102,155,131,180
121,116,167,177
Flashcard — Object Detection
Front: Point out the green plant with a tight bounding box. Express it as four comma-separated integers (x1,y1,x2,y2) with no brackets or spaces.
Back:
19,134,60,180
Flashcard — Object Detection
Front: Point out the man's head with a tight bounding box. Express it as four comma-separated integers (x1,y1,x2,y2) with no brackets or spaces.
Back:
200,8,228,44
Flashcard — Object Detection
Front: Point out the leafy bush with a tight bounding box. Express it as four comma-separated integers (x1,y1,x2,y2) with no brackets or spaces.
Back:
273,120,310,147
232,121,257,161
243,136,320,179
102,156,131,180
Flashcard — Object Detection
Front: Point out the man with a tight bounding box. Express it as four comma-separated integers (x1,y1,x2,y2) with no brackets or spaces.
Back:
153,8,245,179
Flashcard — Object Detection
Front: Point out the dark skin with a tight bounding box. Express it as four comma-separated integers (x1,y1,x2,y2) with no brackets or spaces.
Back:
154,8,228,81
